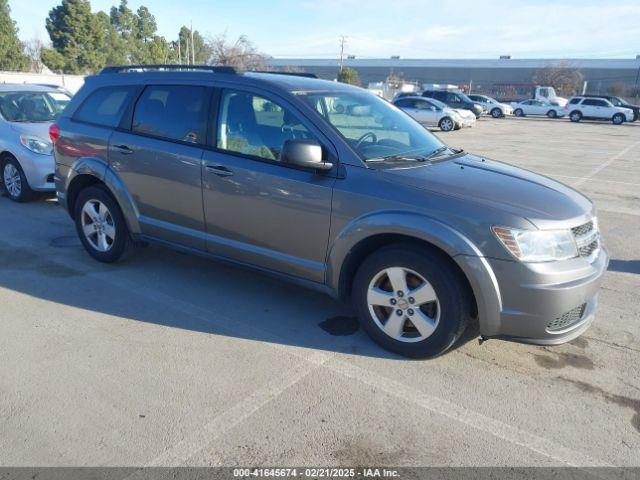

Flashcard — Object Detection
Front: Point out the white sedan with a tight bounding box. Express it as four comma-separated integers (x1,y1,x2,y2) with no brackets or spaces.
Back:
468,94,513,118
393,97,475,131
511,99,566,118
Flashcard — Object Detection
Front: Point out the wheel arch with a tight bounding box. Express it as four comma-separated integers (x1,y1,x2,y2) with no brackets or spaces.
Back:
327,212,502,334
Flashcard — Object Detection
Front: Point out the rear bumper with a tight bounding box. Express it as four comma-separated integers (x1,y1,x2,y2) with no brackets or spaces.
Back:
477,246,609,344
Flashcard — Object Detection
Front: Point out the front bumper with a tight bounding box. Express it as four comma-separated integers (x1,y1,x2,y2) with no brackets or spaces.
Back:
15,149,55,191
483,246,609,344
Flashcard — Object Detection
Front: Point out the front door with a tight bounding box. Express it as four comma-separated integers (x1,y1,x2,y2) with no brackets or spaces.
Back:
201,89,335,282
109,84,209,250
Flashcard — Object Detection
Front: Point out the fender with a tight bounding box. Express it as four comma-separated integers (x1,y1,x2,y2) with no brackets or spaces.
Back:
64,157,142,236
326,210,503,336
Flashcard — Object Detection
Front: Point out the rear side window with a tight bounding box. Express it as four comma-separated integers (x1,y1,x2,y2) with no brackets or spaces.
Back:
132,85,207,144
582,99,605,106
569,98,582,104
74,86,137,127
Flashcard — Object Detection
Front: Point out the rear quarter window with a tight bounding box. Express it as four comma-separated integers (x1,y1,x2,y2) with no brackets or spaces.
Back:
73,86,137,128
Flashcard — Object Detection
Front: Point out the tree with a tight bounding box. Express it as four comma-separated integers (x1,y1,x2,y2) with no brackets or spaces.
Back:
96,10,128,66
45,0,106,73
205,33,267,70
0,0,30,71
24,39,45,73
533,61,583,97
337,67,360,86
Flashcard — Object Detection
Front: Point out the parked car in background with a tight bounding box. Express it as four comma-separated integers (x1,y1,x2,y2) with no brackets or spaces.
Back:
468,94,513,118
421,90,484,118
0,84,71,202
511,99,566,118
565,96,634,124
532,86,568,107
53,65,607,358
581,94,639,121
393,96,475,131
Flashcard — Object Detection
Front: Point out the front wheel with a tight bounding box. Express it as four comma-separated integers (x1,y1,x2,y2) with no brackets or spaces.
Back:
490,108,502,118
352,244,472,358
75,185,132,263
439,117,454,132
612,113,625,125
1,156,34,202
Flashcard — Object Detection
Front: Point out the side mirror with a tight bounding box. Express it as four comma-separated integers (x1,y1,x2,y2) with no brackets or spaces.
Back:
280,139,333,171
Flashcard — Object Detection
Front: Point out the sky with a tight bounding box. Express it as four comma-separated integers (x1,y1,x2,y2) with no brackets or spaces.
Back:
8,0,640,59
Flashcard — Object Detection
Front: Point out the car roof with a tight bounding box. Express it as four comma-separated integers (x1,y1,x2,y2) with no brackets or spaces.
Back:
0,83,64,93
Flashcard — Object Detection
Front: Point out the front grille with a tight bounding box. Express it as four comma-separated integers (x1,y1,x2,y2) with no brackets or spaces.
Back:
571,221,593,237
571,220,599,260
547,304,587,332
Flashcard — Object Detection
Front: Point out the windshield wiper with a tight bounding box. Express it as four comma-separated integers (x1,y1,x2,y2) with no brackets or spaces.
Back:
423,146,449,159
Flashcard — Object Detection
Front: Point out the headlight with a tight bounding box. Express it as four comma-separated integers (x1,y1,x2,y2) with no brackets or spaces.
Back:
492,226,578,262
20,135,53,155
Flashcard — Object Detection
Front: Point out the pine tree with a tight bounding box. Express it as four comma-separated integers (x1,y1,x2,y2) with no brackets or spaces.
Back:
45,0,107,73
0,0,30,71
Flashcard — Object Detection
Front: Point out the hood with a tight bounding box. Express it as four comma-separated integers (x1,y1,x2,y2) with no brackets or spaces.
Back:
380,153,593,226
9,121,53,142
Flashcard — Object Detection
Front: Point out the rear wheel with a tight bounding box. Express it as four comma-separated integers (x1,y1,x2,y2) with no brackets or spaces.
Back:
547,110,557,118
490,108,502,118
352,244,471,358
1,156,34,202
75,185,132,263
514,108,524,117
569,111,582,122
612,113,625,125
439,117,454,132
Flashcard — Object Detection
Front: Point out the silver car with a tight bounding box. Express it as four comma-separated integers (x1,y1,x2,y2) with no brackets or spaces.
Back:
53,67,608,358
0,84,71,202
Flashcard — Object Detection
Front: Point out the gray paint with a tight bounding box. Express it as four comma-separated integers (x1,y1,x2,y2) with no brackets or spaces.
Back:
55,70,608,345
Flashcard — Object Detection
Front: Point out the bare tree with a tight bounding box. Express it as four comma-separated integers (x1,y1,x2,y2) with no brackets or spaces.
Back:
205,33,268,71
23,38,45,73
533,61,584,97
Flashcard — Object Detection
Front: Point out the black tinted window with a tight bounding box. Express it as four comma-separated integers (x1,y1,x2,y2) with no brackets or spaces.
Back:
569,98,582,104
132,85,207,143
395,99,414,108
74,86,136,127
582,99,602,106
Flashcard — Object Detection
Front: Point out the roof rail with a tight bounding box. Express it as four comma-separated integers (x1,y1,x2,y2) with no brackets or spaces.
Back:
100,64,237,75
248,70,318,79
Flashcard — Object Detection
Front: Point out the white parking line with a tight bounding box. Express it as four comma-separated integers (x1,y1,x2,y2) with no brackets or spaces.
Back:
551,175,640,187
573,140,640,187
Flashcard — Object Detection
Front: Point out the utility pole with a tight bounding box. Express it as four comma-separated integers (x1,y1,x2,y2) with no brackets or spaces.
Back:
339,35,346,72
191,22,195,64
186,37,190,65
178,40,182,65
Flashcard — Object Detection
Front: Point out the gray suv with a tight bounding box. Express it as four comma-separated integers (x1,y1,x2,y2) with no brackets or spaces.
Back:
53,66,608,358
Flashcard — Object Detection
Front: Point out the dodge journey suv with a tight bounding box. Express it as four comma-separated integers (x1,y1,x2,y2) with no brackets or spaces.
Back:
53,65,608,358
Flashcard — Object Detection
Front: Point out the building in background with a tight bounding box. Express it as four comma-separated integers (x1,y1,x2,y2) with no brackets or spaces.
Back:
268,58,640,101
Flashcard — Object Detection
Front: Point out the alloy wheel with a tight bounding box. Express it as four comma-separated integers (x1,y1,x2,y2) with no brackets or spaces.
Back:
441,118,453,131
367,267,440,343
3,163,21,198
80,199,116,252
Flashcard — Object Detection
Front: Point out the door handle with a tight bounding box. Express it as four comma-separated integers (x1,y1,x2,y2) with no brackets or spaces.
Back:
113,144,133,155
205,164,234,177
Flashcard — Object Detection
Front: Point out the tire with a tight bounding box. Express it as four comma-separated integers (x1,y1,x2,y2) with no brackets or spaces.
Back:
514,108,524,117
352,244,472,358
569,111,582,122
547,110,557,119
612,113,625,125
439,117,454,132
490,108,502,118
1,156,35,202
74,184,132,263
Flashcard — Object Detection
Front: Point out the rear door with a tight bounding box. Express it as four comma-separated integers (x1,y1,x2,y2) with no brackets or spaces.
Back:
580,99,600,118
108,84,210,250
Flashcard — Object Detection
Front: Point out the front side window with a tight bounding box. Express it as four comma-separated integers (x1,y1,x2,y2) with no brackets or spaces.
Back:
217,90,314,161
446,93,461,103
74,86,136,128
0,91,71,123
298,90,444,162
582,99,597,106
132,85,207,143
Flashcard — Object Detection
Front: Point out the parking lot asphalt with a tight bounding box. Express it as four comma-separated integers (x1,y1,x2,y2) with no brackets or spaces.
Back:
0,116,639,467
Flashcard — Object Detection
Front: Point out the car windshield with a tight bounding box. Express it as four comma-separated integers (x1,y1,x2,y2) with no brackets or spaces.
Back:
0,91,71,122
297,90,444,162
